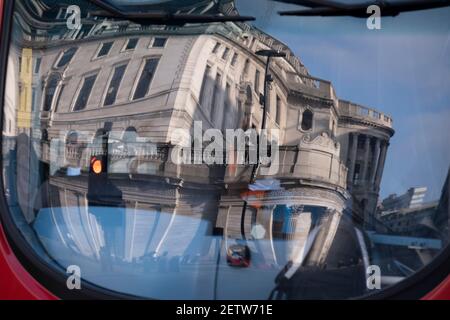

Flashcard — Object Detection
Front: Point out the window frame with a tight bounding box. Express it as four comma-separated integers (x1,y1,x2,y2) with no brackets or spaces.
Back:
122,37,139,52
254,69,261,94
34,56,41,74
72,72,99,111
54,47,77,69
222,47,230,60
150,37,167,48
210,71,223,121
222,81,232,131
212,41,221,54
130,56,161,101
199,64,212,110
243,58,250,75
275,94,282,126
41,72,62,112
102,61,128,107
231,52,238,67
94,41,114,59
299,107,314,132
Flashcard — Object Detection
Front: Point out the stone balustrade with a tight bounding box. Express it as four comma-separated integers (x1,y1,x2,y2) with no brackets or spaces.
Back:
339,100,393,129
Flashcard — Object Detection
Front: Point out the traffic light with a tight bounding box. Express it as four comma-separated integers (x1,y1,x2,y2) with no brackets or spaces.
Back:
87,154,108,205
91,157,103,175
87,123,123,207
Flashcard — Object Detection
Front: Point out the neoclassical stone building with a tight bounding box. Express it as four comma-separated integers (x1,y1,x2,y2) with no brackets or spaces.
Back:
4,0,394,287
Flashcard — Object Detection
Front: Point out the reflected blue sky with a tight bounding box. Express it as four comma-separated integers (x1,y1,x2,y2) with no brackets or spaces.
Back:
236,0,450,201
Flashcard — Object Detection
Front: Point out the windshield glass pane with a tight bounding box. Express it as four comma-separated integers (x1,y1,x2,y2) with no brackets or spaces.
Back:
1,0,449,299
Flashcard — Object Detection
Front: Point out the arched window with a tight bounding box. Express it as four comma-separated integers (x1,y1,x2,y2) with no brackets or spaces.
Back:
43,73,61,111
66,131,78,145
41,129,48,142
301,109,313,131
93,128,109,155
94,128,107,139
123,127,138,143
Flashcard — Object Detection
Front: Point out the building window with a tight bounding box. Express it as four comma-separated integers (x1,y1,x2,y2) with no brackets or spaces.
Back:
366,164,372,180
104,64,127,106
231,53,238,66
133,58,160,100
97,42,113,57
66,131,78,145
243,58,250,75
152,37,167,48
357,135,365,149
254,70,260,93
56,47,77,68
125,38,138,50
222,47,230,60
354,163,361,182
301,109,313,131
250,37,257,49
32,88,36,109
43,74,60,112
41,129,48,142
199,65,211,107
211,72,222,120
73,74,97,111
237,100,243,127
212,42,220,53
275,95,281,125
245,85,253,105
34,57,41,74
222,83,231,130
53,84,65,112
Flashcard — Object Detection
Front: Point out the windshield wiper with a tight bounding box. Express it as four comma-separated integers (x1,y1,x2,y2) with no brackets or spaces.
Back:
89,0,255,25
273,0,450,18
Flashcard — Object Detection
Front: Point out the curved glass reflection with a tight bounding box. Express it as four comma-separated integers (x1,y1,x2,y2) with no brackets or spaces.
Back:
1,0,449,299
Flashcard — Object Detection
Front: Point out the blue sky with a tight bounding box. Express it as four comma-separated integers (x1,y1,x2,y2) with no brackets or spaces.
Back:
236,0,450,201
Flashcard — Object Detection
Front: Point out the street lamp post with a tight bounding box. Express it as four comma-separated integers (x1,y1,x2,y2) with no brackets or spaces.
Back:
240,49,286,242
249,49,286,183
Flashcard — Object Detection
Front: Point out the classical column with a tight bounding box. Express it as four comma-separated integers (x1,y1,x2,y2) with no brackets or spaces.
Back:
375,141,389,187
254,205,277,265
361,135,371,183
370,138,381,184
347,132,359,186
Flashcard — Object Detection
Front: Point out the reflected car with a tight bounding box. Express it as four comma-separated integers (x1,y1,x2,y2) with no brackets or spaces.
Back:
226,244,251,268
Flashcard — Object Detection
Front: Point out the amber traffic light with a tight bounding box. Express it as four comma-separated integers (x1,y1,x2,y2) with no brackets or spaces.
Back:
90,156,105,175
